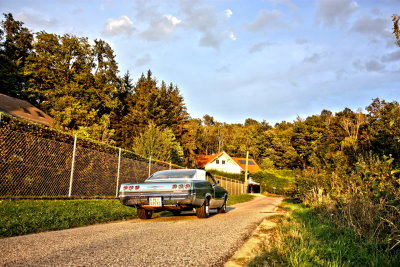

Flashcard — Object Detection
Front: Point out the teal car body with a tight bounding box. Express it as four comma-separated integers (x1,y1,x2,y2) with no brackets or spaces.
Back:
119,169,228,219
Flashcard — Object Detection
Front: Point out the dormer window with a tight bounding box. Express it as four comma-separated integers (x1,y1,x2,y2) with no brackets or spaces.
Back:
35,111,45,118
22,107,31,114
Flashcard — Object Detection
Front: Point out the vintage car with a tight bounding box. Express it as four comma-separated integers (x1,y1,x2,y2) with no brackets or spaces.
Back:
119,169,228,219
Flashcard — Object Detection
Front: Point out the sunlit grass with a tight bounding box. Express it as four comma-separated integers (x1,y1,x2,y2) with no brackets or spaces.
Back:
247,199,400,267
0,199,136,238
228,194,256,206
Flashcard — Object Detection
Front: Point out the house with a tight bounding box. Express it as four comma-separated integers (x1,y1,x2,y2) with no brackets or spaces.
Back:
0,93,54,127
195,151,261,174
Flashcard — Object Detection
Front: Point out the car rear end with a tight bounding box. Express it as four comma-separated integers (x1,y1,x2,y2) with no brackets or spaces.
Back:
119,181,195,211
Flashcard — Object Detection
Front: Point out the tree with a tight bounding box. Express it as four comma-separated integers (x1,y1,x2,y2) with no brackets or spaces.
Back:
132,122,183,164
393,14,400,46
0,13,33,98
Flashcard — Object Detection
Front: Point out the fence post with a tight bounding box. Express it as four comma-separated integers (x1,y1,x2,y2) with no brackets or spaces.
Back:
115,148,122,197
169,162,172,170
68,135,77,197
148,156,152,177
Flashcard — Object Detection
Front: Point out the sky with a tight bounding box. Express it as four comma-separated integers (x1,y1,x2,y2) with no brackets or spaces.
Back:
1,0,399,124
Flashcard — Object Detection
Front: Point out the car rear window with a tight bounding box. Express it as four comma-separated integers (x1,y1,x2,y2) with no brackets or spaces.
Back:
147,170,197,180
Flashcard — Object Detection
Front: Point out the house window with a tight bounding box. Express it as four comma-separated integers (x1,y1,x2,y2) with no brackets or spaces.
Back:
222,160,225,164
216,160,219,164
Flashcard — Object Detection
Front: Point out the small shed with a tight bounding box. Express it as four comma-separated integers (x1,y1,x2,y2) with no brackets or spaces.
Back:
247,178,261,193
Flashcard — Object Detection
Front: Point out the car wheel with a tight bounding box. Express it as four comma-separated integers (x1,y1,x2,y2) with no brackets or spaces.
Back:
172,210,182,216
217,199,227,214
137,207,153,219
196,198,210,218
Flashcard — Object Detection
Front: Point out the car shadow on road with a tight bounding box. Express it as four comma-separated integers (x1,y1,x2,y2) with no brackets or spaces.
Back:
154,206,236,219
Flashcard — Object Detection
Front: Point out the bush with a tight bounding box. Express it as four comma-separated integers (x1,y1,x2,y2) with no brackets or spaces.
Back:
251,169,296,195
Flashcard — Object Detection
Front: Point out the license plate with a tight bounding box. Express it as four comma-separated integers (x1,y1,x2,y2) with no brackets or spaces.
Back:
149,197,162,207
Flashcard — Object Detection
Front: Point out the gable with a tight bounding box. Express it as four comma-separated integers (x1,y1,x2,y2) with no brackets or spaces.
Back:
195,151,261,173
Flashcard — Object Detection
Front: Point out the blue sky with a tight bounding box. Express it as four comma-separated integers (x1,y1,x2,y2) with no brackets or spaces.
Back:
2,0,399,124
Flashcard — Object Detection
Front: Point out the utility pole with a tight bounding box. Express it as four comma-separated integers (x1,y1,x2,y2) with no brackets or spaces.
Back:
244,151,249,194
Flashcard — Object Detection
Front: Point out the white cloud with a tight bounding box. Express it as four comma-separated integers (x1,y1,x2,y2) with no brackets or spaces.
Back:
249,41,276,53
247,9,289,32
136,53,152,66
225,9,233,18
382,51,400,62
16,11,57,28
303,53,322,63
316,0,358,26
179,1,234,49
295,38,308,45
350,16,391,41
266,0,298,10
103,15,136,36
365,60,385,72
142,14,182,41
229,31,237,41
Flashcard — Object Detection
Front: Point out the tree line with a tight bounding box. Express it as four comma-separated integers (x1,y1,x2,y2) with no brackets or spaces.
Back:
1,13,399,171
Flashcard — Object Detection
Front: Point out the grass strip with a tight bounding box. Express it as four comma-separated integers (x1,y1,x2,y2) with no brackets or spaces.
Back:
247,199,400,267
0,199,136,238
227,194,256,206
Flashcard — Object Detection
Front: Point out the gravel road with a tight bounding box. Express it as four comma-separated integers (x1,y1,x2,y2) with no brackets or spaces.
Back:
1,196,283,267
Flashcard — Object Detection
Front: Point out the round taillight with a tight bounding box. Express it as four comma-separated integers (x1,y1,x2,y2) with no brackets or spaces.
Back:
178,184,183,189
129,186,134,190
172,184,177,189
185,184,190,189
135,185,140,190
123,186,128,190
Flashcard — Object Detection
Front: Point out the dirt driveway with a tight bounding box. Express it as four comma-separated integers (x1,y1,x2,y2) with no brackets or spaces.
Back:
1,195,282,267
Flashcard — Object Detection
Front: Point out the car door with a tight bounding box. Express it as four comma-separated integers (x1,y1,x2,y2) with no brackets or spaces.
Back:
206,173,224,208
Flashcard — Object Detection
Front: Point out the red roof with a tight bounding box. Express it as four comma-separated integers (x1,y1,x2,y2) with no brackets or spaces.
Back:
195,151,261,173
195,152,224,168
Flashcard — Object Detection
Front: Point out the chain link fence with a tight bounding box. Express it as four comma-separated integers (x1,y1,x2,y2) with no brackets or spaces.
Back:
0,127,244,198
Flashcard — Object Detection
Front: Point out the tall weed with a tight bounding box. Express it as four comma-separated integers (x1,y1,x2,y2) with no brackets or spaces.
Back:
295,153,400,253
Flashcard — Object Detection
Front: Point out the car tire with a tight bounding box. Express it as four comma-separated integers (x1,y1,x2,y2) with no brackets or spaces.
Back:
196,198,210,218
137,207,153,219
172,210,182,216
217,199,227,214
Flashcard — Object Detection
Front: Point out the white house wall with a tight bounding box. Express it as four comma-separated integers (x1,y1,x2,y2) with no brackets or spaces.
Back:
204,154,242,174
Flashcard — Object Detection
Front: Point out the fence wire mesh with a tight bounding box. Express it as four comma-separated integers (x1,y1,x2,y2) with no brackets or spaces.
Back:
0,127,244,198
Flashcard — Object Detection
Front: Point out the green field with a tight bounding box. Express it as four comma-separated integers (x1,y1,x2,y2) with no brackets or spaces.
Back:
0,194,255,238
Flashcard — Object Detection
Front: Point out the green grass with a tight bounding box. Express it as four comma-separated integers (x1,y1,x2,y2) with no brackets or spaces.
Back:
247,199,400,267
228,194,256,206
0,199,136,238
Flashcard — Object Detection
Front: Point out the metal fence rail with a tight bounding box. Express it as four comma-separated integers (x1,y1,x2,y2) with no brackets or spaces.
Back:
0,128,244,198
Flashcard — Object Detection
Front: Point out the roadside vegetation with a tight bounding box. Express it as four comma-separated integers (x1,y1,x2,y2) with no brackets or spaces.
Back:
248,199,400,266
227,194,255,206
0,199,136,238
252,169,297,195
0,194,255,238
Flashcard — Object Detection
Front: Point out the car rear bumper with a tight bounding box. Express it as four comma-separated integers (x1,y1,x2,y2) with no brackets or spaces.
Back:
119,192,196,210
